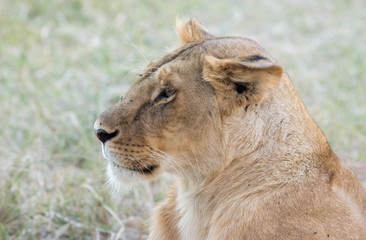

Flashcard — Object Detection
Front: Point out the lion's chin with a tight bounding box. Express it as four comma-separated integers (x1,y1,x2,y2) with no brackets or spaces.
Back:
105,161,161,196
105,163,142,196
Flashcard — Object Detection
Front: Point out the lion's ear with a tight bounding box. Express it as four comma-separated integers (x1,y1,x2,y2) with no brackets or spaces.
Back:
176,18,213,44
203,55,283,115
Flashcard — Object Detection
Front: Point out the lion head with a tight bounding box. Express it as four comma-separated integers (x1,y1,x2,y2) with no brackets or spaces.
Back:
94,18,286,193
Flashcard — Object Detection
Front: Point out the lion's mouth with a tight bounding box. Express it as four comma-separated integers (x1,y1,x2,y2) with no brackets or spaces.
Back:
111,161,158,174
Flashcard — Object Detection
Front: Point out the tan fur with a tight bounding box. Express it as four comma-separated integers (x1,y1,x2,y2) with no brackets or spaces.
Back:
95,18,366,239
176,18,213,44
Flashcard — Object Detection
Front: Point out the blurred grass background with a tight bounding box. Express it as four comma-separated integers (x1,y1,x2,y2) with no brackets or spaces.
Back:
0,0,365,239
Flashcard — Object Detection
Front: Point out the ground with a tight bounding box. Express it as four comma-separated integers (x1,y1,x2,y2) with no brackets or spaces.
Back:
0,0,365,239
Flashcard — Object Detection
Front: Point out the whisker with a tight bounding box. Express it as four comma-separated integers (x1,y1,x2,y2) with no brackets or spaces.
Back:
122,32,149,64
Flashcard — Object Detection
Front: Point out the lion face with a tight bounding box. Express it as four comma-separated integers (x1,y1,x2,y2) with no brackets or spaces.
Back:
94,19,283,192
95,51,221,186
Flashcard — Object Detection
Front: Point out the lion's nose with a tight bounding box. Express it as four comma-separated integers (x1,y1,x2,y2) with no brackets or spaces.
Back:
95,128,119,143
94,118,119,143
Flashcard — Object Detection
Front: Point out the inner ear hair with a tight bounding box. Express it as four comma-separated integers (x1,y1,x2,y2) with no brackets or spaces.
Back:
234,81,254,95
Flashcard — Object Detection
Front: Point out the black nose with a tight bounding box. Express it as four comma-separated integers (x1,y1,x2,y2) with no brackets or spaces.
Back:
95,129,119,143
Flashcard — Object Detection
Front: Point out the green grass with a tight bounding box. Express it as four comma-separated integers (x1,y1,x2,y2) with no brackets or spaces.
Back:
0,0,365,238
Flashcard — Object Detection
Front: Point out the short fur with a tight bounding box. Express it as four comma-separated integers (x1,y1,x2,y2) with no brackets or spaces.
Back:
95,18,366,239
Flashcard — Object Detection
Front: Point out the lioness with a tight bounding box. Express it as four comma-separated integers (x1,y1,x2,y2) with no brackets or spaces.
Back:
94,19,366,239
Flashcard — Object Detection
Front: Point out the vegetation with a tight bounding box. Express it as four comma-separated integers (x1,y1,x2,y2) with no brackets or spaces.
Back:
0,0,365,238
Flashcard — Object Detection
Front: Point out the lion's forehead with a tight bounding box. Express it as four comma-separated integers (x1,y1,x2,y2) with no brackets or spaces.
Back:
137,41,205,83
138,37,266,85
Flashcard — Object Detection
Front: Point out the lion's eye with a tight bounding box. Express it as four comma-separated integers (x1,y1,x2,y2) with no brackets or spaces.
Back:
155,88,176,103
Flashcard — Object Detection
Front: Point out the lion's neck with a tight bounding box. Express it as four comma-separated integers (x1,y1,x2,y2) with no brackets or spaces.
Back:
225,75,331,166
